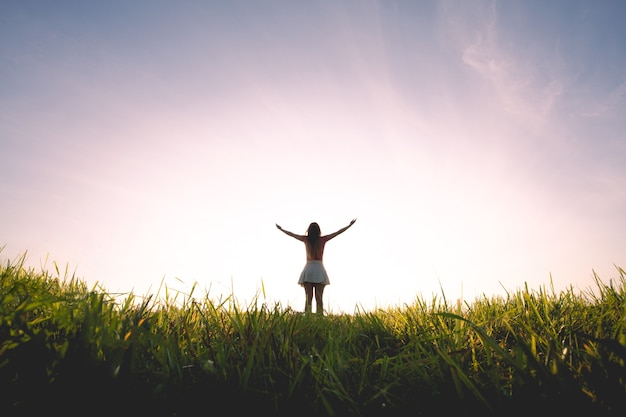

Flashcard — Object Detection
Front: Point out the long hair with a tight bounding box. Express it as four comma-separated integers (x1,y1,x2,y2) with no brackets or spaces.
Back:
306,222,321,247
306,222,322,259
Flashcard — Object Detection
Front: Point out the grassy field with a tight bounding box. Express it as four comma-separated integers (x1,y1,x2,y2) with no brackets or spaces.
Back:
1,253,625,416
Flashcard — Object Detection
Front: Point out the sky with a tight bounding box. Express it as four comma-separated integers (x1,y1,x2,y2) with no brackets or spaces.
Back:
1,0,625,314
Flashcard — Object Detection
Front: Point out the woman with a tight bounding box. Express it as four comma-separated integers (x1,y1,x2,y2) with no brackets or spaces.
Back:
276,219,356,314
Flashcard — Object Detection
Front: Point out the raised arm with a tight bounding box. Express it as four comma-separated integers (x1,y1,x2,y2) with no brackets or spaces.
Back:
276,224,306,241
323,219,357,241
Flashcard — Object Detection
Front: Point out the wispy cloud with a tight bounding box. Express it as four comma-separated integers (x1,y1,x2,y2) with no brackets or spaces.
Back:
582,80,626,118
458,2,564,126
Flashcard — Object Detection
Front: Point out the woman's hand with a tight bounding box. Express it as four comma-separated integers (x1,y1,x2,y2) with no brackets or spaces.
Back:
276,224,282,230
350,219,357,226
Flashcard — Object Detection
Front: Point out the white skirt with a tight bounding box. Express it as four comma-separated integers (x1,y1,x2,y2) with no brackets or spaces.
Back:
298,260,330,286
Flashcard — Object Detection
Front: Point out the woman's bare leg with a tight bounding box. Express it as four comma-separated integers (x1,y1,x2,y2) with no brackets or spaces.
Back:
314,284,325,314
303,283,314,313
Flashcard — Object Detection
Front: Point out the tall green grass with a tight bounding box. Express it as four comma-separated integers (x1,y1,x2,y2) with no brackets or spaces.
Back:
1,252,625,416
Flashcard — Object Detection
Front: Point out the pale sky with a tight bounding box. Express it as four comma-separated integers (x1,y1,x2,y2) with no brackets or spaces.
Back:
2,0,625,314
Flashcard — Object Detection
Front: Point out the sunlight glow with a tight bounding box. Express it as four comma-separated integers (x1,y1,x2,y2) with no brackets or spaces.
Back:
1,1,625,313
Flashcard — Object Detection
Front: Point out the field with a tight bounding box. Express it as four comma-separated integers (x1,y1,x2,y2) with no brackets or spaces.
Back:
1,254,625,417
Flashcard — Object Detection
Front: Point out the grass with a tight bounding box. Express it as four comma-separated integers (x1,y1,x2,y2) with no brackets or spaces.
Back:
1,252,625,416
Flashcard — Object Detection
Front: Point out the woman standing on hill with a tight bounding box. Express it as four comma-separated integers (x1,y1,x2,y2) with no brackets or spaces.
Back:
276,219,357,314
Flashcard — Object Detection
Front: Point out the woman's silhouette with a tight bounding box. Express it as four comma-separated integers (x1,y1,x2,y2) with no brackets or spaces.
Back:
276,219,356,314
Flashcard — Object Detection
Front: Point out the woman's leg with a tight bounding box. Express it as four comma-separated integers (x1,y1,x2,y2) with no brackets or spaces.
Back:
303,283,314,313
313,284,325,314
